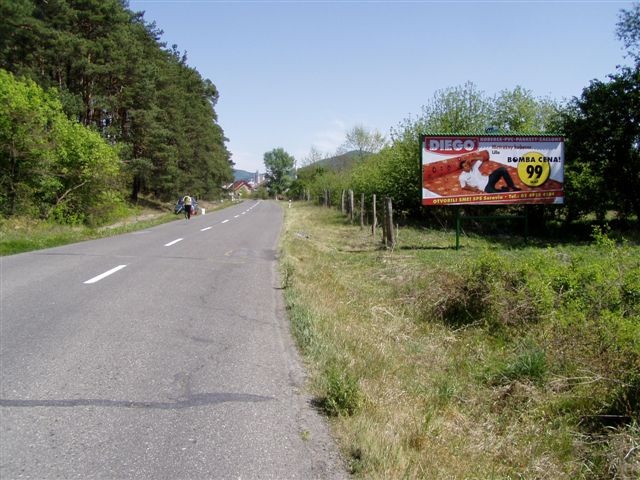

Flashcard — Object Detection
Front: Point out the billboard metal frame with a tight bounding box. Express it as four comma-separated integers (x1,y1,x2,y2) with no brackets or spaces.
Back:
421,134,565,206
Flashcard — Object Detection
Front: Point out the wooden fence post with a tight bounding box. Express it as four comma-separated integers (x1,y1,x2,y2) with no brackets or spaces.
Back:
360,193,365,229
327,189,331,207
349,190,354,223
385,197,395,248
341,190,345,214
381,198,387,245
372,194,377,235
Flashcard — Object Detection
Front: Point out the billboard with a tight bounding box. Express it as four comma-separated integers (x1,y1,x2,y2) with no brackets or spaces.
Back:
421,135,564,206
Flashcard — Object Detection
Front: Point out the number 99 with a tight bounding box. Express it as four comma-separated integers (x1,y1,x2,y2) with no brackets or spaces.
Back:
526,164,543,179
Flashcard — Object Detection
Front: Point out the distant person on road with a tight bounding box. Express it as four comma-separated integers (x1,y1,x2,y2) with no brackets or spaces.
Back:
183,195,193,219
459,157,521,194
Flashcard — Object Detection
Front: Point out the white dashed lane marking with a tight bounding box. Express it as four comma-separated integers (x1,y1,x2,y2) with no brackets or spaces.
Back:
85,205,262,284
84,265,128,284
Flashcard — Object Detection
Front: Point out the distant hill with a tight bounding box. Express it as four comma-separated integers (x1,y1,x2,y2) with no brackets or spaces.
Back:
234,169,258,182
235,151,369,181
298,150,371,174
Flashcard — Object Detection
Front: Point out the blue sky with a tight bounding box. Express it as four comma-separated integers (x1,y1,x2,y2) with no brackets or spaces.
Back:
128,0,635,173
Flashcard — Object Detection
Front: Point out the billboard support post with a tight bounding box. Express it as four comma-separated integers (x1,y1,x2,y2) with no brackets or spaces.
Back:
524,206,529,244
456,207,461,250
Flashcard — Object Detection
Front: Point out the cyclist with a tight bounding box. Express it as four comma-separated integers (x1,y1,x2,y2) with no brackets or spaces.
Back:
182,195,193,220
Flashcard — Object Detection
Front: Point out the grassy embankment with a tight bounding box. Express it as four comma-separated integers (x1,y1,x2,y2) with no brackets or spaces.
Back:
0,198,235,256
280,203,639,479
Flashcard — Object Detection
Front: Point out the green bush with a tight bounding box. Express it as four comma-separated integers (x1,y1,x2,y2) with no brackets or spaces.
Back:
432,252,554,329
0,69,124,225
322,364,362,417
416,242,639,430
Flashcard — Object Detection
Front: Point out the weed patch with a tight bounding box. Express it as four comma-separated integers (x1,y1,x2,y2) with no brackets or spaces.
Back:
321,363,362,417
488,342,548,386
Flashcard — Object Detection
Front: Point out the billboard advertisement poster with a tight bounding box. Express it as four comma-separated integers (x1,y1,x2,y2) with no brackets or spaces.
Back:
421,135,564,206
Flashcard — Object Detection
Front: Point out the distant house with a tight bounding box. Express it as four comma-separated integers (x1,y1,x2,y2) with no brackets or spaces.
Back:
226,180,253,198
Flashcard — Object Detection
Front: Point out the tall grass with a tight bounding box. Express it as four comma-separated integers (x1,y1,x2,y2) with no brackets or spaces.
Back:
280,202,639,479
0,213,176,256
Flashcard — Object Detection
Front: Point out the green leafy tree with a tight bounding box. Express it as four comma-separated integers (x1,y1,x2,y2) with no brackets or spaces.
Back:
561,4,640,223
420,81,492,133
264,148,295,198
0,69,60,216
492,86,563,133
563,66,640,222
0,69,123,223
51,116,123,224
338,125,387,157
287,179,306,200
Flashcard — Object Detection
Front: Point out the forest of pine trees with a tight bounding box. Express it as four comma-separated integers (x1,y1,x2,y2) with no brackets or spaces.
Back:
1,0,233,224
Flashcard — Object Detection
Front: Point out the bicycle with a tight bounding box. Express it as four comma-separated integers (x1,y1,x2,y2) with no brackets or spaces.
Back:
183,204,191,220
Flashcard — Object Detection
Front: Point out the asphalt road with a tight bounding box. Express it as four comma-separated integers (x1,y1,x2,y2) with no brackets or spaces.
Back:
0,200,346,479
